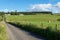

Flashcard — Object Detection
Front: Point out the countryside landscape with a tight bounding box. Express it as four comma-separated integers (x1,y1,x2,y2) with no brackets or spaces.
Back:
0,11,60,40
0,0,60,40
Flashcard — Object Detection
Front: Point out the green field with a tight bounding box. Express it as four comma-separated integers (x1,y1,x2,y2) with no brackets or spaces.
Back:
6,14,60,40
6,14,60,28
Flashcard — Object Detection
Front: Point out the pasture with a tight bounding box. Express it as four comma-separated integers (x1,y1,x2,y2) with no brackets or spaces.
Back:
6,14,60,28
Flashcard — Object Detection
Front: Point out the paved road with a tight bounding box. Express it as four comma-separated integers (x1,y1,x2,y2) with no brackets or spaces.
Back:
6,23,46,40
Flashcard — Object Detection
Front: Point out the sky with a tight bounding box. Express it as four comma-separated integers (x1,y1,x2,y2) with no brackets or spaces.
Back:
0,0,60,13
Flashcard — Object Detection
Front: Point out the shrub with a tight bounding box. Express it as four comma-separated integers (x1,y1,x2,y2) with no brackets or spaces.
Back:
57,19,60,21
8,22,60,40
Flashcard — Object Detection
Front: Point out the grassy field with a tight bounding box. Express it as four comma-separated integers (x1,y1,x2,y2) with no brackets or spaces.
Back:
0,22,7,40
6,14,60,40
6,14,60,28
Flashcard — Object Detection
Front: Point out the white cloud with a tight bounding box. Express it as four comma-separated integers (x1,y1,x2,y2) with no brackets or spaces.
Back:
56,2,60,8
28,2,60,13
29,4,52,12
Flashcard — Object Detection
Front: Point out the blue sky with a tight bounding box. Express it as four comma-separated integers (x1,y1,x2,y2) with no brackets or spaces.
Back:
0,0,60,13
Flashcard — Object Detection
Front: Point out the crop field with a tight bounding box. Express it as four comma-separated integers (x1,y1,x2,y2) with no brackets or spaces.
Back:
0,22,7,40
6,14,60,40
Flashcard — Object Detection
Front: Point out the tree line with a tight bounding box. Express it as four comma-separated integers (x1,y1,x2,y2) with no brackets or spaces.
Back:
0,11,53,15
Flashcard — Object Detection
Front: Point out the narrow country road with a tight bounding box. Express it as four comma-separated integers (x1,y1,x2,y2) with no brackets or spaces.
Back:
6,23,46,40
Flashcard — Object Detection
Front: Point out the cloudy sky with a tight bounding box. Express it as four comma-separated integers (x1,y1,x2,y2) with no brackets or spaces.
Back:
0,0,60,13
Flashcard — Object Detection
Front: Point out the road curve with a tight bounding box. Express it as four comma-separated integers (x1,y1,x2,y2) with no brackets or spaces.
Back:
6,23,46,40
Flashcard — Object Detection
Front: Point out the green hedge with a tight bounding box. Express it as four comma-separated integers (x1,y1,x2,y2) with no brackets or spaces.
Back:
8,22,60,40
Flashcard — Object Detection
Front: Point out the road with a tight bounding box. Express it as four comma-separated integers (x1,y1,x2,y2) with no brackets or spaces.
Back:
6,23,46,40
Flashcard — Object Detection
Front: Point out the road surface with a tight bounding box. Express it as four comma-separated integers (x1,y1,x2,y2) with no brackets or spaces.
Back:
6,23,46,40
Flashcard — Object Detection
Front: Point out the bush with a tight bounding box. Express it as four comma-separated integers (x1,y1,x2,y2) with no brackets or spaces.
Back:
57,19,60,21
8,22,60,40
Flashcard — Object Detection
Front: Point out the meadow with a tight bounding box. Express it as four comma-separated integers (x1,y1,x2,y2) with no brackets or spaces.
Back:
6,14,60,40
6,14,60,28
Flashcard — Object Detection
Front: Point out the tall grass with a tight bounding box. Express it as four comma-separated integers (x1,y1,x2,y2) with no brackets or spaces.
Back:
0,16,3,21
0,22,8,40
8,22,60,40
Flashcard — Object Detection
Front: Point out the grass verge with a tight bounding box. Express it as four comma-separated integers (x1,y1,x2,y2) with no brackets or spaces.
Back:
8,22,60,40
0,21,8,40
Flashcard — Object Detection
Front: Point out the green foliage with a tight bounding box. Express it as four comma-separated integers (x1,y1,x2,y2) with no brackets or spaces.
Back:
57,19,60,21
0,16,3,21
8,22,60,40
0,12,4,15
10,12,19,15
18,12,52,15
0,22,7,40
6,14,60,40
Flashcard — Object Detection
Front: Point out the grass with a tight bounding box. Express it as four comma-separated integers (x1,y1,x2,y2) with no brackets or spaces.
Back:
6,14,60,40
6,14,60,21
6,14,60,28
0,21,7,40
0,16,3,21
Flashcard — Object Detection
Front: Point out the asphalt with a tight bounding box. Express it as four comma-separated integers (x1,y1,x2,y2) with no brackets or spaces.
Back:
6,23,46,40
